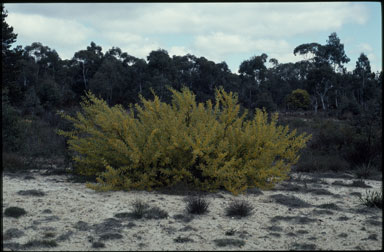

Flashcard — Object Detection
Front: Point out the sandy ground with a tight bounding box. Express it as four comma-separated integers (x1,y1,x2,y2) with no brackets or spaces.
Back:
2,169,383,251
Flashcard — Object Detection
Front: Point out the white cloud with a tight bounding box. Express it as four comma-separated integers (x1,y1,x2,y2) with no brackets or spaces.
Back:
7,13,93,47
11,2,365,38
193,32,293,64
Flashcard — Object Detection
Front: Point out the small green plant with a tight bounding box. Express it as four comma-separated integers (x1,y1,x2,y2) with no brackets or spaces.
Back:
185,195,209,215
4,207,27,218
359,189,382,209
225,200,253,218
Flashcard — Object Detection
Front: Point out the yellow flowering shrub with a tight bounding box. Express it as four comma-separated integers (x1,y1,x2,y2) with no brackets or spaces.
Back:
58,87,311,195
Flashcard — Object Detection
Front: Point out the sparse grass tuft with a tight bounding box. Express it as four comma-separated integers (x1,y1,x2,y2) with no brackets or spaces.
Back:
144,206,168,219
354,163,374,179
185,195,209,215
359,189,382,209
131,199,150,219
128,199,168,220
225,200,253,218
4,207,27,218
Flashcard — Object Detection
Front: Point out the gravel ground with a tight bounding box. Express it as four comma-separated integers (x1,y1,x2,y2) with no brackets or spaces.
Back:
2,170,382,251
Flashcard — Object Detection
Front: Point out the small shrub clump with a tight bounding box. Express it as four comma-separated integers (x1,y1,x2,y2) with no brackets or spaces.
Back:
4,207,27,218
58,87,311,195
185,196,209,215
130,199,168,220
144,206,168,219
225,200,253,218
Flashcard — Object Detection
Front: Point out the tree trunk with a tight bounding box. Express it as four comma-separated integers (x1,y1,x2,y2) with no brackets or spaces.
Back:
335,90,338,108
312,96,318,114
320,94,326,111
82,62,87,90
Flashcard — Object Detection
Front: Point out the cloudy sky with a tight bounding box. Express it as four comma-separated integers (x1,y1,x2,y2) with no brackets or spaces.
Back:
4,2,382,74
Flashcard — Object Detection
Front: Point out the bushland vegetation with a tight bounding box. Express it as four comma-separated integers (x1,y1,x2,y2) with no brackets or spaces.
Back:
2,4,382,191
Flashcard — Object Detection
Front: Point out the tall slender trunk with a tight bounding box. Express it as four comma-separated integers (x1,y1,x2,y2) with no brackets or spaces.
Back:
319,94,326,111
313,97,318,114
335,90,338,108
82,62,87,90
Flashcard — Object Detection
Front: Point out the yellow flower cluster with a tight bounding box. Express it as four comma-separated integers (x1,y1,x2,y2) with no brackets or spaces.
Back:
57,87,311,195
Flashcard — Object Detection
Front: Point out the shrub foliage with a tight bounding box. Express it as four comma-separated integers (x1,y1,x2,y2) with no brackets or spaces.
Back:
58,87,310,195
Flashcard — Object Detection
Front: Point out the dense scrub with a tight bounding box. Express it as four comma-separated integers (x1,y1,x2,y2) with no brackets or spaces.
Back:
58,87,310,195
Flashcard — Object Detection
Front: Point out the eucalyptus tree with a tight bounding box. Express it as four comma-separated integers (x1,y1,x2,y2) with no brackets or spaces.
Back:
147,49,175,102
293,32,350,112
352,53,375,110
20,42,63,110
72,42,103,93
238,53,268,109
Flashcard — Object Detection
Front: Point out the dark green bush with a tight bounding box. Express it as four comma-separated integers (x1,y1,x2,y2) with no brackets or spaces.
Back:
2,101,26,152
286,89,311,110
295,153,350,173
2,152,29,172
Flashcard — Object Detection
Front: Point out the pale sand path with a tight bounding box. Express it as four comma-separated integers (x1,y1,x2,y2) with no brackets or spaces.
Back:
2,170,382,251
